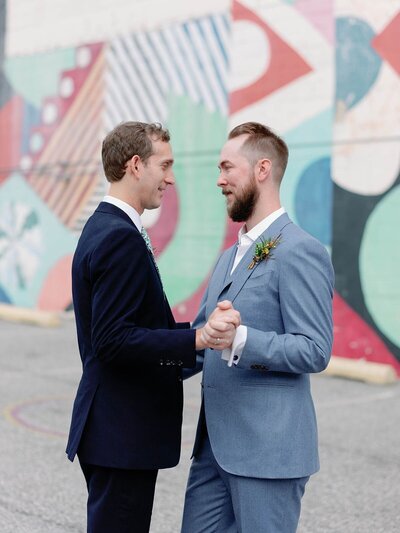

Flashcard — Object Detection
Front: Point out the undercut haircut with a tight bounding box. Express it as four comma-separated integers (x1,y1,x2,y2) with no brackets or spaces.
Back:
228,122,289,183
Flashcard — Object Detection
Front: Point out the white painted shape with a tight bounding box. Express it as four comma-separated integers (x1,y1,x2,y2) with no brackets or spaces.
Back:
76,46,92,68
190,21,227,112
104,83,126,128
228,0,333,132
42,103,58,124
163,26,200,103
121,36,167,121
203,16,229,88
336,0,400,33
149,30,185,96
332,64,400,195
20,156,32,171
30,133,44,153
112,38,155,120
229,20,270,93
230,66,334,135
238,0,331,70
6,0,231,56
174,24,215,112
135,32,169,94
60,76,74,98
106,45,146,121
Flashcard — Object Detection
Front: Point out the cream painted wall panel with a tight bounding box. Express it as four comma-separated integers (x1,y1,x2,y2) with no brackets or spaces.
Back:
6,0,231,56
229,0,333,133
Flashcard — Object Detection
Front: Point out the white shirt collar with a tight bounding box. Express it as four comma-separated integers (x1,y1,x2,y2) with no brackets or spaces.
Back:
238,207,286,245
103,195,142,231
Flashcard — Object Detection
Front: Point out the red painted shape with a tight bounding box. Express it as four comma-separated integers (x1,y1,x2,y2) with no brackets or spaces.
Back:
0,95,24,183
333,292,400,375
37,254,73,311
27,42,104,167
147,185,179,257
372,12,400,76
229,0,313,114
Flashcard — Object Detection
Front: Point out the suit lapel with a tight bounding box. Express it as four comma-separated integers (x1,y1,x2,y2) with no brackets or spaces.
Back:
224,213,292,304
206,245,237,315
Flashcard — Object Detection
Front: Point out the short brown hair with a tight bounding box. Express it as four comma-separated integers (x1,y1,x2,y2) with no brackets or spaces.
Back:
102,122,170,182
228,122,288,183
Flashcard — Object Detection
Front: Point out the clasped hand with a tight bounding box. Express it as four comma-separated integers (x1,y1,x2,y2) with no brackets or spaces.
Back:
195,300,240,351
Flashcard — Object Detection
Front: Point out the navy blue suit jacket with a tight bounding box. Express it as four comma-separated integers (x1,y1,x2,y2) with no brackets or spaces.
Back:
66,202,196,469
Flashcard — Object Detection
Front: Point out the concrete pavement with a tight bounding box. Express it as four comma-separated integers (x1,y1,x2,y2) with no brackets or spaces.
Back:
0,317,399,532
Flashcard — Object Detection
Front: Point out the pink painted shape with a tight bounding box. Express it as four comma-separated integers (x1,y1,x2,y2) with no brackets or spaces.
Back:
372,12,400,76
295,0,334,44
37,254,73,311
0,95,24,183
230,0,312,114
333,292,400,376
148,184,179,258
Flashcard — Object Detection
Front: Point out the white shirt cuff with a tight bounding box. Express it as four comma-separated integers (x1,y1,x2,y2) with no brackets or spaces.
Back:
221,325,247,367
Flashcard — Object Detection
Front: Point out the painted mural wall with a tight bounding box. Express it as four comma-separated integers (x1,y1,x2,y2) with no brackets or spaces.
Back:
0,0,399,374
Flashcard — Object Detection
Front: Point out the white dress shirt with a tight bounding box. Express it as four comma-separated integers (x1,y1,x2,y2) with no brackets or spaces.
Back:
221,207,286,367
103,195,142,231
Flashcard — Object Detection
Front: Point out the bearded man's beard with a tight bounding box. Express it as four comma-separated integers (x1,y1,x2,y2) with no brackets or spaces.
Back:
227,176,259,222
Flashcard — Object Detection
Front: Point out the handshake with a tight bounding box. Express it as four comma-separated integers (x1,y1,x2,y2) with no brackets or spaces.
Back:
195,300,240,351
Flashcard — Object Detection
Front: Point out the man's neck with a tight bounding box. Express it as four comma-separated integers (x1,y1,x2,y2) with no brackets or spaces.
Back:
245,200,281,232
108,185,143,215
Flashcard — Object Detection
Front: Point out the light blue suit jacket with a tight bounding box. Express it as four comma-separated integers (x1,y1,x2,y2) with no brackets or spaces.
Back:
189,213,334,479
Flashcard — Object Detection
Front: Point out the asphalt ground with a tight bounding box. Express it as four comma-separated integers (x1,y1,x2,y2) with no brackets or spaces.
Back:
0,317,399,532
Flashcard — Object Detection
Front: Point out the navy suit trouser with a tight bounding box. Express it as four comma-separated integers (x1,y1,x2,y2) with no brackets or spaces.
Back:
181,435,309,533
79,459,158,533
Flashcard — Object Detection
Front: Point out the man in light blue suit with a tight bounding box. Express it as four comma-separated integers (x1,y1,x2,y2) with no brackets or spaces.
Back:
181,122,334,532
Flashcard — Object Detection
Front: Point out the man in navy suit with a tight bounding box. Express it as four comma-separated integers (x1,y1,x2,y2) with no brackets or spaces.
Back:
181,122,334,532
66,122,240,533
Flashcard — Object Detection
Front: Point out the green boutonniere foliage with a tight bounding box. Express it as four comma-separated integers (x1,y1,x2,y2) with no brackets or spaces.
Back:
248,234,281,270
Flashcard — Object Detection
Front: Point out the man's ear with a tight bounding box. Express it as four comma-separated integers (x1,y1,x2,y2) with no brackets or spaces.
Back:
128,155,142,177
256,158,272,182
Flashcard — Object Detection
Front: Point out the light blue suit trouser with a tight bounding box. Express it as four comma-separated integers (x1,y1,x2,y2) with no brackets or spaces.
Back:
181,435,309,533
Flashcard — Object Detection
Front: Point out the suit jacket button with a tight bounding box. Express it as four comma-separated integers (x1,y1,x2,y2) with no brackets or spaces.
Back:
159,360,164,366
250,364,256,369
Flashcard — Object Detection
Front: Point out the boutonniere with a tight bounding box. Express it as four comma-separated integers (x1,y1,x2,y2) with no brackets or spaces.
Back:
248,234,281,270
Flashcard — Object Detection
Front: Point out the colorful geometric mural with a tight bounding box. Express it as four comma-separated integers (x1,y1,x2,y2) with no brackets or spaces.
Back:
0,0,399,374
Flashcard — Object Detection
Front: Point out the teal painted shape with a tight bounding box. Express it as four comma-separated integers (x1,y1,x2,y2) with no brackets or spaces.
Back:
281,109,333,248
360,185,400,347
294,157,332,245
0,173,77,307
4,48,75,108
159,94,228,306
336,17,381,109
0,285,11,304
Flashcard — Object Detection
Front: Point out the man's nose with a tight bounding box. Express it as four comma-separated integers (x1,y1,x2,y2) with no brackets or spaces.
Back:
165,171,175,185
217,173,226,187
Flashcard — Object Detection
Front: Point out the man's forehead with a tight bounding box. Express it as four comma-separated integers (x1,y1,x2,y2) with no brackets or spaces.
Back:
219,135,248,161
151,139,173,158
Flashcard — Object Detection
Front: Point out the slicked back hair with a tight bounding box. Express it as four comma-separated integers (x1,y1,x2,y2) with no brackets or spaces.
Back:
102,122,170,183
228,122,288,184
